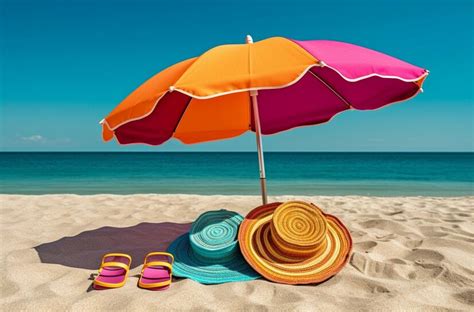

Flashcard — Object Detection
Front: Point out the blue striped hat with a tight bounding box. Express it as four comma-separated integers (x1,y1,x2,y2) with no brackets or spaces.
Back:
167,209,260,284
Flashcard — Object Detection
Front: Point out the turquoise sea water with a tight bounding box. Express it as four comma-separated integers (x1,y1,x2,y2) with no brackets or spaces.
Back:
0,152,472,196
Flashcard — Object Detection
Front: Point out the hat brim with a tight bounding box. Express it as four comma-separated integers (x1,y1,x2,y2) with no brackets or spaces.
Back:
167,233,260,284
238,202,352,285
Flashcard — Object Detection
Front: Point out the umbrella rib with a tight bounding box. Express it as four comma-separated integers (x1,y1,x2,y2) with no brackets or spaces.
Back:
308,70,352,109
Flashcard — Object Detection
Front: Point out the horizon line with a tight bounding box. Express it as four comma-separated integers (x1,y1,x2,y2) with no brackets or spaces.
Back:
1,150,473,153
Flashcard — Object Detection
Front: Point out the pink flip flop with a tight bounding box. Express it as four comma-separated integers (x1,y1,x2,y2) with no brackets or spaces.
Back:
138,252,174,290
93,253,132,290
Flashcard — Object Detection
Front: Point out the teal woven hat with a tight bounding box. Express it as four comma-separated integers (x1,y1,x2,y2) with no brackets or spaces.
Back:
167,209,260,284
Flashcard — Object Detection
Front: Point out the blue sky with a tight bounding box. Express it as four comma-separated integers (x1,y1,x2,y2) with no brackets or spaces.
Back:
1,0,473,151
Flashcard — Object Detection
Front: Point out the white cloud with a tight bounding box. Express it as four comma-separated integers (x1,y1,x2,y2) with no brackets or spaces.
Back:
19,135,72,145
21,135,46,143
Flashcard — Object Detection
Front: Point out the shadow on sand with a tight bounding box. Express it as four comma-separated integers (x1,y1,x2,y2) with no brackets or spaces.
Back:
34,222,192,270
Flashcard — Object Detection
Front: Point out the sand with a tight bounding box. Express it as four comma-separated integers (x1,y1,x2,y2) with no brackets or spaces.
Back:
0,194,473,311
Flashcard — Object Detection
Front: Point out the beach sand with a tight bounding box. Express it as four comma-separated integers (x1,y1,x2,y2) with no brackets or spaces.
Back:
0,194,473,311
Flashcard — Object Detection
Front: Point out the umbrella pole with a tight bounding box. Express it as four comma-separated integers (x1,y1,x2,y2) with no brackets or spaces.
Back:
250,90,268,205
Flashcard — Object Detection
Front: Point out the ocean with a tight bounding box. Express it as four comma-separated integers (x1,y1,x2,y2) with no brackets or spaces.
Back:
0,152,472,196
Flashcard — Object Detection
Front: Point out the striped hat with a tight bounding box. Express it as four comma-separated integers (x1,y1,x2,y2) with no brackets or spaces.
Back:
167,209,260,284
238,201,352,285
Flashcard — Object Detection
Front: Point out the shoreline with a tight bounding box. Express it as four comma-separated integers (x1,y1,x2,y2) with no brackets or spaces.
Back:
2,193,473,198
1,194,473,311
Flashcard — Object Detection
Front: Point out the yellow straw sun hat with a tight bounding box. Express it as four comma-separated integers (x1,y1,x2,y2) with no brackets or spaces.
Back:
238,201,352,284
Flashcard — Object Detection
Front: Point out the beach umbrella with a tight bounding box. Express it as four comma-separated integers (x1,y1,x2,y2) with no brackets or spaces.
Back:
101,36,428,204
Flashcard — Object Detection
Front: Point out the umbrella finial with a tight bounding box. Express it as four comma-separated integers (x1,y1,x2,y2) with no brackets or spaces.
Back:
246,35,253,44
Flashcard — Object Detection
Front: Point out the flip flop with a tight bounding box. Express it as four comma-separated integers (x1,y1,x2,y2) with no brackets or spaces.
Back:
93,253,132,290
138,252,174,290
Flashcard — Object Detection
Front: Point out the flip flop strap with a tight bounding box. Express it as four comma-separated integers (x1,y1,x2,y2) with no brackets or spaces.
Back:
94,277,127,288
101,253,132,266
100,261,130,271
141,261,172,272
144,252,174,264
140,278,172,289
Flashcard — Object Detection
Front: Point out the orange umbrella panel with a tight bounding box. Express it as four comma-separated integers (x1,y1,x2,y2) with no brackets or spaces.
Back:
174,92,251,144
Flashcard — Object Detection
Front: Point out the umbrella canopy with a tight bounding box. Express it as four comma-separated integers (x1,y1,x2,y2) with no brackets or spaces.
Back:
101,36,428,203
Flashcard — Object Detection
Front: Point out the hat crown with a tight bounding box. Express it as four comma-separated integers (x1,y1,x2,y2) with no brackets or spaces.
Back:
190,209,243,260
270,201,328,257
